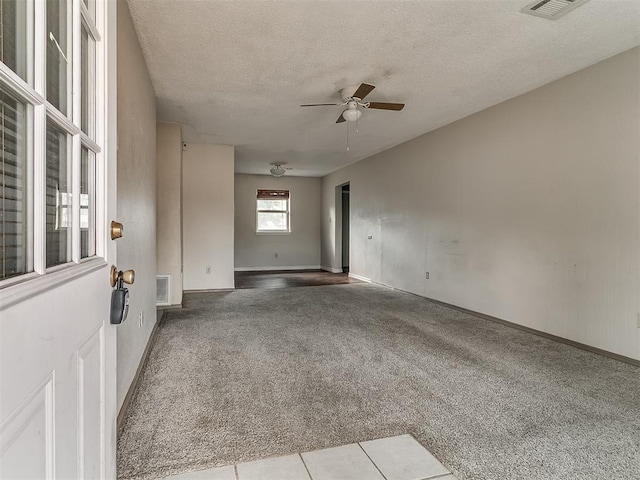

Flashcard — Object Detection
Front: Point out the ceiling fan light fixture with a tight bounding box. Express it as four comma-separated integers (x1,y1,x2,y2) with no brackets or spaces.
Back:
342,108,362,122
301,83,405,125
270,164,286,177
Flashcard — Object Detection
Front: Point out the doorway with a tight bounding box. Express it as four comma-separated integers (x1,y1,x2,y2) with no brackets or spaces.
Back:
341,183,350,273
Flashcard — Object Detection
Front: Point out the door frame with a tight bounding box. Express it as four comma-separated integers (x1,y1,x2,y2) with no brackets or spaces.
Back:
334,181,350,274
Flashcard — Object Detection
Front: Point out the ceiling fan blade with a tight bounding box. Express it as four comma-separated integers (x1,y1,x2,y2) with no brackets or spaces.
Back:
367,102,405,111
353,83,375,100
300,103,340,107
336,112,346,123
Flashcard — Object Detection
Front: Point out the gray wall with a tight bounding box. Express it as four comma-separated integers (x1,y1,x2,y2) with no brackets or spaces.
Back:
156,123,183,305
235,174,321,270
182,144,235,290
116,0,158,410
321,47,640,360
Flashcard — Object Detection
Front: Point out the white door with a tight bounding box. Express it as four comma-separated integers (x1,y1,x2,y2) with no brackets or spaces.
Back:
0,0,118,478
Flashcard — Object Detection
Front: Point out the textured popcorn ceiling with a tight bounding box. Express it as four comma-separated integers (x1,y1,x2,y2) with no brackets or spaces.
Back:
127,0,640,176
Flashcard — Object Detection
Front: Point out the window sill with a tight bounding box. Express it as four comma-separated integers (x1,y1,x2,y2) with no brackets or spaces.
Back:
256,231,292,235
0,257,107,311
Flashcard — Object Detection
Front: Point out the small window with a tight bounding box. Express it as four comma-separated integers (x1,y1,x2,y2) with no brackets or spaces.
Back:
46,0,69,115
80,147,96,258
45,119,72,268
0,88,29,280
257,189,290,233
1,0,28,81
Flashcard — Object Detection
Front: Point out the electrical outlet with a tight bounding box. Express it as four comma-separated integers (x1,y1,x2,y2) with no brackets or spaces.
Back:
206,266,211,274
138,310,144,328
425,272,429,279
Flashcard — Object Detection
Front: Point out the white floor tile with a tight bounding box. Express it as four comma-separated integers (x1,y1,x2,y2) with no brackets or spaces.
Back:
158,434,456,480
301,443,386,480
236,454,310,480
360,434,449,480
161,465,236,480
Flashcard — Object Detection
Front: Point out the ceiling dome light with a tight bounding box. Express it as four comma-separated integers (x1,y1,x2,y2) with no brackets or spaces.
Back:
342,108,362,122
342,101,362,122
270,164,286,177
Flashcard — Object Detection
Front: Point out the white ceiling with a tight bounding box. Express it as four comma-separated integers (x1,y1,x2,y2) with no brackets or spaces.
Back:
126,0,640,177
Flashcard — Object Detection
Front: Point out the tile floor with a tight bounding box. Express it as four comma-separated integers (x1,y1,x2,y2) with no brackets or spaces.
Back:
162,434,458,480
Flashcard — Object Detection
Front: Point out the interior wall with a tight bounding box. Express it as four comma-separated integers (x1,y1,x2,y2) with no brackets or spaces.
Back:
156,123,183,305
321,47,640,360
116,0,158,410
234,174,321,270
183,144,235,290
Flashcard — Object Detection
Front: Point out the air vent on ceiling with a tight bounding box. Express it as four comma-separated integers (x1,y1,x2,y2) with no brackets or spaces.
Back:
156,275,171,306
521,0,590,20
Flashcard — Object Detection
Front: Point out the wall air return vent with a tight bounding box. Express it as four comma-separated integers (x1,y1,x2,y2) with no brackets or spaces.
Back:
521,0,590,20
156,275,171,306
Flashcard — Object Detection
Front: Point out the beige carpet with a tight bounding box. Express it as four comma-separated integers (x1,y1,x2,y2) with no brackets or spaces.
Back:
117,283,640,480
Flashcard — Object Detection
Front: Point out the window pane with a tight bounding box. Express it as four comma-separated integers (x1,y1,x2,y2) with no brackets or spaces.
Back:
82,0,95,19
0,0,27,80
47,0,68,115
46,120,71,267
257,199,288,211
258,212,288,231
80,25,94,135
80,147,95,258
0,89,28,279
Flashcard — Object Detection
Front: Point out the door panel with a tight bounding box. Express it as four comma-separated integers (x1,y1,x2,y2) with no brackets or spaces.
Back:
1,269,114,479
0,375,54,480
78,327,103,479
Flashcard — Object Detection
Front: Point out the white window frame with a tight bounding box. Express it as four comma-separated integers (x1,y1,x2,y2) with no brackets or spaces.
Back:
256,190,291,234
0,0,109,305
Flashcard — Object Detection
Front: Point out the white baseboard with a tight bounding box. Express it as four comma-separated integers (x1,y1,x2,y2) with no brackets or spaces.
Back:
349,273,371,283
118,314,161,431
157,304,183,310
234,265,321,272
183,288,235,293
321,266,343,273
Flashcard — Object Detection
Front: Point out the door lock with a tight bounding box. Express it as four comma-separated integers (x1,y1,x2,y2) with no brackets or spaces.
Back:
110,265,135,325
110,221,124,240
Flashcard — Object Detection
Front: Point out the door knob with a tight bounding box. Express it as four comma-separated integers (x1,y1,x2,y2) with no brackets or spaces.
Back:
121,269,135,285
110,265,135,287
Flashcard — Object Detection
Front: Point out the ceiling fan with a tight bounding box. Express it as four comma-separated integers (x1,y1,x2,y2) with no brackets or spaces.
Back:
301,83,405,124
268,163,311,177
